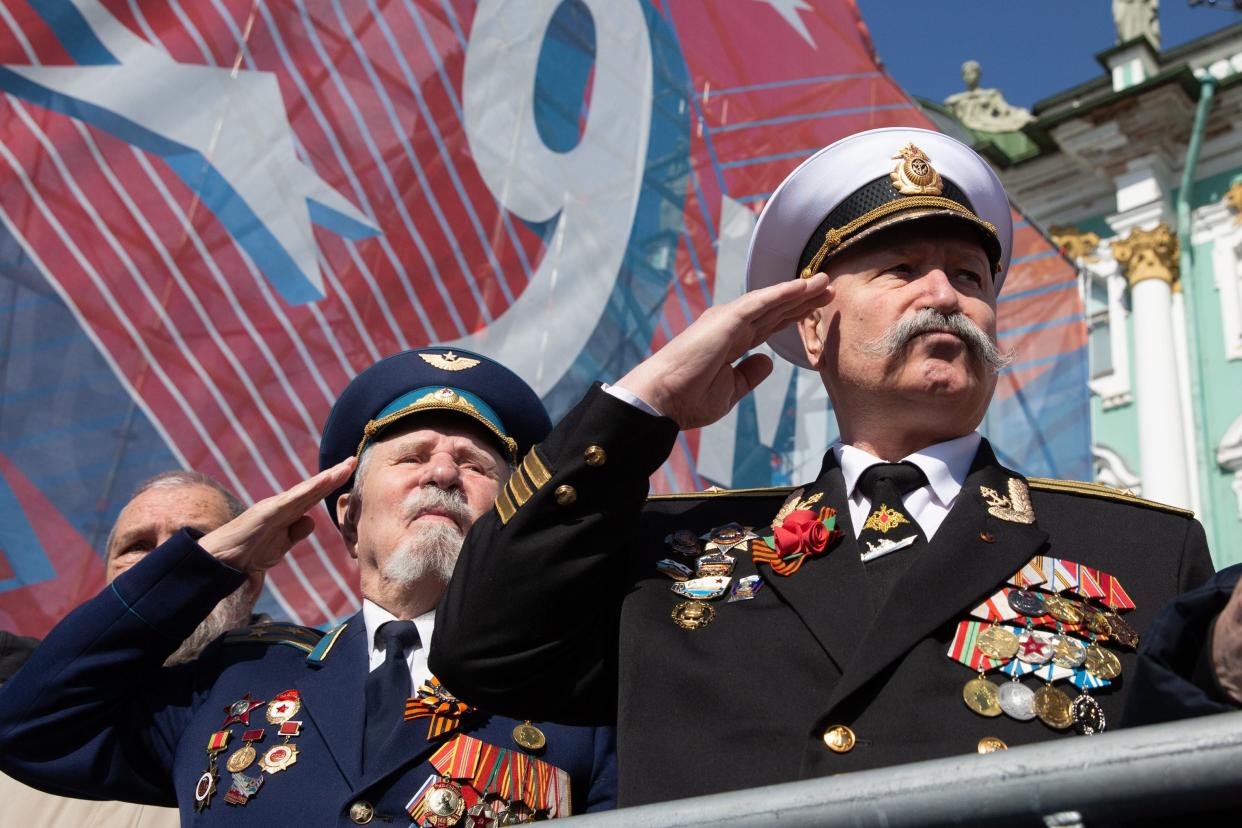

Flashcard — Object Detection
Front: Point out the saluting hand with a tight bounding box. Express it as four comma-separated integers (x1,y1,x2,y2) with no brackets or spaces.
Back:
199,457,357,573
1212,576,1242,705
616,272,831,430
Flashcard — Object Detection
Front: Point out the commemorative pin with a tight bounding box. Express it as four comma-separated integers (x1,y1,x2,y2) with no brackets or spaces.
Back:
259,743,298,774
727,575,764,602
266,689,301,724
670,576,730,601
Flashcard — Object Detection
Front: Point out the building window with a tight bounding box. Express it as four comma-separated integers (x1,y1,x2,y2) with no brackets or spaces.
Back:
1084,267,1131,408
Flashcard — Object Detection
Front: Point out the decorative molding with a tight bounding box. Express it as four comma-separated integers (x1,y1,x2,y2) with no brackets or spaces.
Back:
1112,222,1179,287
1216,415,1242,521
1226,181,1242,225
1050,225,1101,262
1092,444,1142,494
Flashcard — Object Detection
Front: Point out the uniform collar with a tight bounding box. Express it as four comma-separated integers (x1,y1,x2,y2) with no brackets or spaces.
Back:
361,598,435,654
834,431,981,508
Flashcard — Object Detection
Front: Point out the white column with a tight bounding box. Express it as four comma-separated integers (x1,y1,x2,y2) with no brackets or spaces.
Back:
1170,290,1202,515
1130,274,1193,507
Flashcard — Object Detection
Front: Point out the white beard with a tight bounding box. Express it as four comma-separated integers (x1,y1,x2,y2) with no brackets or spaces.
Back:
381,519,464,587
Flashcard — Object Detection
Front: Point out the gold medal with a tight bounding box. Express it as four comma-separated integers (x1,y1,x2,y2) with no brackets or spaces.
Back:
1102,611,1140,649
1084,645,1122,680
512,720,547,752
225,744,256,773
1084,607,1113,637
976,624,1019,660
1050,635,1087,669
1042,594,1084,625
962,676,1003,717
1033,684,1074,730
671,601,715,630
424,777,466,827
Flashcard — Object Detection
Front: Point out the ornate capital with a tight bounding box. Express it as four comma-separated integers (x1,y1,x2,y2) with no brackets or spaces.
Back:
1111,223,1178,287
1225,181,1242,225
1050,225,1100,262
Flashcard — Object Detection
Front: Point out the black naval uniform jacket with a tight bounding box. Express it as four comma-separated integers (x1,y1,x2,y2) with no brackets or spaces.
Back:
0,531,617,824
433,385,1215,807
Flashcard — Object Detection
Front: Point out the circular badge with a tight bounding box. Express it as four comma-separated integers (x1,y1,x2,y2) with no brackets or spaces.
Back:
1007,589,1046,617
1016,629,1053,664
1050,635,1088,669
976,736,1007,754
1033,684,1074,730
1084,645,1122,680
671,601,715,630
266,691,302,724
962,676,1003,717
512,721,547,752
225,744,256,773
194,770,215,807
710,524,746,546
424,778,466,826
258,743,298,774
1071,694,1107,735
977,624,1020,660
998,681,1037,721
1042,594,1085,625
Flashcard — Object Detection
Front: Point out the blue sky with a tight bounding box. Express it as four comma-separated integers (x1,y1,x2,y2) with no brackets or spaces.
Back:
855,1,1239,110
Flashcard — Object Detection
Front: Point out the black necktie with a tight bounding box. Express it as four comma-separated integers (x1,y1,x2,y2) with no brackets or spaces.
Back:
856,462,929,558
364,620,420,770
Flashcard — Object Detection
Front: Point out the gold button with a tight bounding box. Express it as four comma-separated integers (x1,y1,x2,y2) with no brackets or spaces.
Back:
584,445,607,466
979,532,996,543
977,736,1007,754
822,725,855,753
349,800,374,824
554,484,577,506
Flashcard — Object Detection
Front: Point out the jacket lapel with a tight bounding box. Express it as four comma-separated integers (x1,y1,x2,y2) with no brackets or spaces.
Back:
296,613,368,790
757,452,872,673
824,441,1050,711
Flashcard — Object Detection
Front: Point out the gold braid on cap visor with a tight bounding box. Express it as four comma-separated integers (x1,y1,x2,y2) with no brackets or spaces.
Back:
797,196,999,280
355,390,519,461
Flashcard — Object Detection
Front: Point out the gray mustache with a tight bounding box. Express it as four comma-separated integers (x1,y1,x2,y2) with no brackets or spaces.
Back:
856,308,1013,372
401,486,471,528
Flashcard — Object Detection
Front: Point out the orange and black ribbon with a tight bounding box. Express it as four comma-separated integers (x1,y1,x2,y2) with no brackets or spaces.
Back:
404,676,473,738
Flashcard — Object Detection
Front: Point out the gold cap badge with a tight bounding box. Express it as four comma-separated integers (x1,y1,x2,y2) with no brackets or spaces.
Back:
419,351,480,371
890,143,944,196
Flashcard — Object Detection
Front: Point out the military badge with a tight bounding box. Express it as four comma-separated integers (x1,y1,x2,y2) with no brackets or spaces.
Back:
221,693,264,728
664,529,702,558
656,559,693,581
258,743,298,774
225,728,264,773
193,769,217,812
727,575,764,603
419,351,481,371
266,689,301,724
980,479,1036,524
889,143,944,196
223,771,264,806
695,551,736,578
670,601,715,630
670,576,730,601
862,504,909,534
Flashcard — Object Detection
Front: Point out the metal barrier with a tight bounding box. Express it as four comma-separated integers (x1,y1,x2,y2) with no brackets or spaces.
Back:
566,711,1242,826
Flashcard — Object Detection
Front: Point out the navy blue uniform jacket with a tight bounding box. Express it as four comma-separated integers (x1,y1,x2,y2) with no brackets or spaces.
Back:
0,532,616,824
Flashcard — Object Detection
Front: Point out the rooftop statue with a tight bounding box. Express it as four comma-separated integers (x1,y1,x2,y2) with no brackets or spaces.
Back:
944,60,1033,133
1113,0,1160,47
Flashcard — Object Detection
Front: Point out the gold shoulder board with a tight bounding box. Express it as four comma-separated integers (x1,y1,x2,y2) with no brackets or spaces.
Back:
1026,477,1195,518
224,623,326,654
648,485,797,502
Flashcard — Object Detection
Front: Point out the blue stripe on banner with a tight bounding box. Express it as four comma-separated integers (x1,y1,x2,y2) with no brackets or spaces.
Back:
720,148,819,170
998,313,1086,340
709,102,915,134
30,0,119,65
998,279,1076,304
735,192,772,205
1009,250,1057,267
0,472,57,592
704,71,883,98
679,229,714,308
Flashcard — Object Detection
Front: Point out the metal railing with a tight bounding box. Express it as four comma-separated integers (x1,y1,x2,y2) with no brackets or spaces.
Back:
567,711,1242,826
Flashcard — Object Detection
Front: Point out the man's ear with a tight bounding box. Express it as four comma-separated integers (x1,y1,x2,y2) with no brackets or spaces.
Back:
336,492,359,559
798,306,828,369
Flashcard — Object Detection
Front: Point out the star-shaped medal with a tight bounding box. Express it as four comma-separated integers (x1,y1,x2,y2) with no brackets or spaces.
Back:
222,693,265,727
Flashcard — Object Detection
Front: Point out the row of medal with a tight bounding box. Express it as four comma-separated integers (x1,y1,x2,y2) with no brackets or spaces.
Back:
947,575,1138,736
405,734,572,827
657,523,766,630
193,689,304,810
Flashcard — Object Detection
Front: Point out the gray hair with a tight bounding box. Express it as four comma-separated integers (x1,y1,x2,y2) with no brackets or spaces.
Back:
106,470,245,559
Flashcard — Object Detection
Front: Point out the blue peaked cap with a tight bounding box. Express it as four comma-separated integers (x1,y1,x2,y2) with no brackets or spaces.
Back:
318,347,550,526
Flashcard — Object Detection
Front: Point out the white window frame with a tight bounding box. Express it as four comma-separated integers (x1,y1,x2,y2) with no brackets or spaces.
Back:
1085,259,1132,409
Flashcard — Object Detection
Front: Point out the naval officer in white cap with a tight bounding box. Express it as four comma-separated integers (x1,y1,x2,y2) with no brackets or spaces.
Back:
433,127,1215,807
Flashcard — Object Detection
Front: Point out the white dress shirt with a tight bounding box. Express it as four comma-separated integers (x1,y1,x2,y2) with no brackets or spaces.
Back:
362,599,436,683
834,432,981,540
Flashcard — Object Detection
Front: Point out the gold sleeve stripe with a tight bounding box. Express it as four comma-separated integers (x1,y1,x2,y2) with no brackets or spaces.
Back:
509,464,533,504
1026,477,1195,518
648,486,797,501
495,486,517,524
522,448,552,488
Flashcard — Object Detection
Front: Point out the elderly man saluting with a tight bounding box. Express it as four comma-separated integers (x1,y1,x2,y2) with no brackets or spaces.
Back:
0,349,616,825
433,128,1215,806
